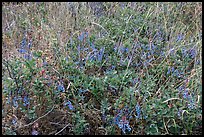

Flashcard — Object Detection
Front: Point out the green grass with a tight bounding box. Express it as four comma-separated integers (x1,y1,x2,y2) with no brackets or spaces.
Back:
2,2,202,135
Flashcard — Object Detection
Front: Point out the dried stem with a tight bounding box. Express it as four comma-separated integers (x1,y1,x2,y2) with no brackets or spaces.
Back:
16,106,55,130
55,123,72,135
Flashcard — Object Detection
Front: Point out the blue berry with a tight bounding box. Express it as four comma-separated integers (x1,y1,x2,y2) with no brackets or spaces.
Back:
18,49,27,54
57,84,65,92
64,100,74,110
135,103,141,119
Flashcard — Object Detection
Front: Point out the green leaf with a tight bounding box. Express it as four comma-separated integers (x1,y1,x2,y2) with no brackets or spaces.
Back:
33,51,43,58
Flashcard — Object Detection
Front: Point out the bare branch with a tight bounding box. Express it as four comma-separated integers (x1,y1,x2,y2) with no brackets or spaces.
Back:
55,123,72,135
17,106,55,130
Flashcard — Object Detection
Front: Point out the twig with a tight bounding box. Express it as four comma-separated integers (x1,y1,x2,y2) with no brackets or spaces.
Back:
66,82,71,91
96,59,107,74
55,123,71,135
5,20,15,31
52,68,60,75
163,117,169,134
182,110,190,121
91,22,109,35
16,106,55,130
197,95,200,104
162,98,182,103
154,76,170,97
68,81,77,99
50,122,63,126
93,107,101,112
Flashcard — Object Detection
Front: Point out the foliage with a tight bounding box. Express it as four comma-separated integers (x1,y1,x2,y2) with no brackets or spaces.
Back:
2,2,202,135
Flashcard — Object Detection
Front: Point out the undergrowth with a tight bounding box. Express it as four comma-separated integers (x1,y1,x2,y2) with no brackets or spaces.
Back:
2,2,202,135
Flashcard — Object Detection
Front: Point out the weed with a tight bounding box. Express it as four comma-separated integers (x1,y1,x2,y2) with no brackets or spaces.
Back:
2,2,202,135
